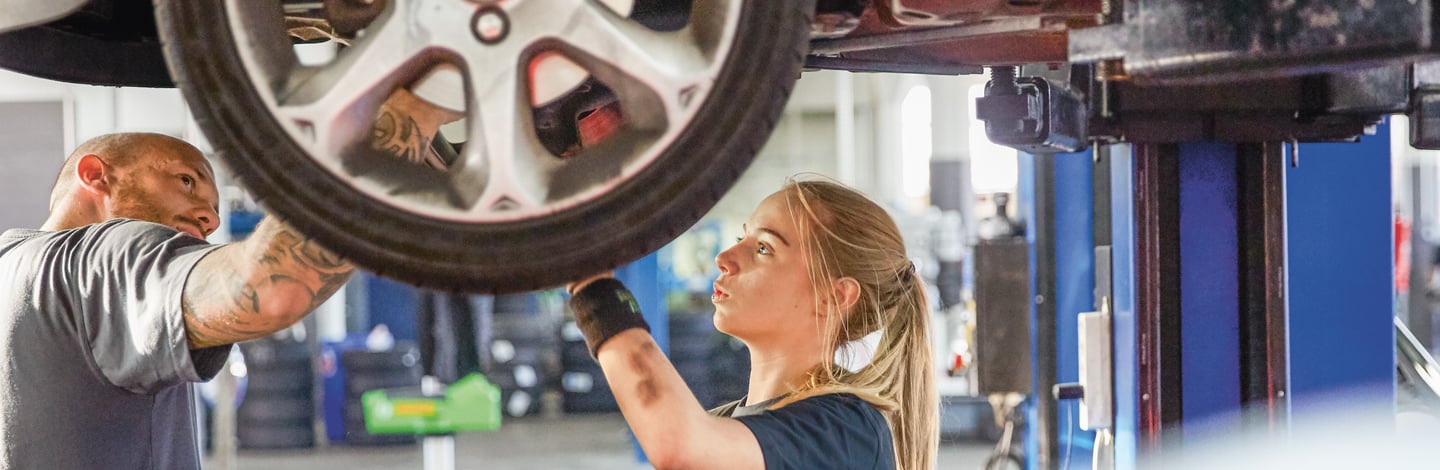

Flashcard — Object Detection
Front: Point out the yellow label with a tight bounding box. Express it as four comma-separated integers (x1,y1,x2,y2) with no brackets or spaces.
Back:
392,401,438,417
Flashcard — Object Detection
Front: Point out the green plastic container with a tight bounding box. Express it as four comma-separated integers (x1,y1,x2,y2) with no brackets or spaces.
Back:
361,373,502,435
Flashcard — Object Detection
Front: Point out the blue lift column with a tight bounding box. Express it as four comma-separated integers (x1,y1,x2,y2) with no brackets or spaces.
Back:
1113,141,1294,464
1106,144,1140,470
1287,124,1396,421
1176,143,1244,439
1054,151,1098,469
1018,150,1097,470
1097,127,1395,470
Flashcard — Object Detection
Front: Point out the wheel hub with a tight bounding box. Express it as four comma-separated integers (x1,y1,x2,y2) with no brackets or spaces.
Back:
471,6,509,44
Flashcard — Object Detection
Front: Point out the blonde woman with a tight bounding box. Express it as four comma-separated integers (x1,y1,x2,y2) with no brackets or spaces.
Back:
568,178,938,470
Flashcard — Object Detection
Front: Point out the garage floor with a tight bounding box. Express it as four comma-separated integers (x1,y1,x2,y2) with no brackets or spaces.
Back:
208,414,993,469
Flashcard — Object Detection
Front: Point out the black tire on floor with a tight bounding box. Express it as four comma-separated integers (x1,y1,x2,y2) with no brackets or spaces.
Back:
500,386,544,418
245,366,314,395
239,338,311,365
240,337,316,400
237,420,315,449
344,371,422,399
560,341,593,369
238,395,316,423
339,346,420,374
563,387,620,414
153,0,816,293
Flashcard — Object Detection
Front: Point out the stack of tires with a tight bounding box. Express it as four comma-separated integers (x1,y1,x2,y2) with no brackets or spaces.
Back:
487,293,560,418
559,320,619,413
668,310,730,408
236,337,315,449
340,344,421,446
709,335,750,406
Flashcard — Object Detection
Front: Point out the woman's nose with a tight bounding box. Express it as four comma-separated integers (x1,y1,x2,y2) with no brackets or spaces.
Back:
715,244,740,275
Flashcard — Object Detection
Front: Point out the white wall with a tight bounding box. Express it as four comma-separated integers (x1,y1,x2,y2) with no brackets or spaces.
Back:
700,69,996,235
0,70,190,142
0,99,66,229
0,69,205,230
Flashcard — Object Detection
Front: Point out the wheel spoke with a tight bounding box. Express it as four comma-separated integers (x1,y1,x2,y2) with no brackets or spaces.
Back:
462,62,552,216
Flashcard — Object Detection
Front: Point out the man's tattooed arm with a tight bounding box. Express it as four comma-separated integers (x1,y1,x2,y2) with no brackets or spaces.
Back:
180,88,460,349
181,218,354,349
372,108,430,166
371,86,464,170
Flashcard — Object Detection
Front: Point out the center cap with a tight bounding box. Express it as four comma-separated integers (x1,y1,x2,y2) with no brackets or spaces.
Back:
472,6,510,44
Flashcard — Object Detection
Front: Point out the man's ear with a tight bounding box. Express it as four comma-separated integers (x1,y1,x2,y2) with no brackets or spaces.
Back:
75,154,111,195
828,277,862,314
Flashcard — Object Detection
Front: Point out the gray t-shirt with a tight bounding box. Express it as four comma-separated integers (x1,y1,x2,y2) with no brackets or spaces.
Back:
0,219,230,469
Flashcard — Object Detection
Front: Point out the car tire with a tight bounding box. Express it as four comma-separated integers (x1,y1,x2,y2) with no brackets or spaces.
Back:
154,0,814,293
0,5,172,87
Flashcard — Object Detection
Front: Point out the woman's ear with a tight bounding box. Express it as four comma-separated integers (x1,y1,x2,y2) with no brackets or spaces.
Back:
75,154,111,195
829,277,861,314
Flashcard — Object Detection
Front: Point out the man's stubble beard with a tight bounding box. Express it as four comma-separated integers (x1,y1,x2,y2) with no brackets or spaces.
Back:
108,179,172,228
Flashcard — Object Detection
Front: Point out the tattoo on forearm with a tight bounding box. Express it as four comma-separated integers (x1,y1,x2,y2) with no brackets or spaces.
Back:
372,108,430,166
291,235,348,271
183,266,269,347
183,220,355,348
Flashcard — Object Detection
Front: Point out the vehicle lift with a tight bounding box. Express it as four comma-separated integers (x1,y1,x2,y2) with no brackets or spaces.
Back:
961,3,1436,469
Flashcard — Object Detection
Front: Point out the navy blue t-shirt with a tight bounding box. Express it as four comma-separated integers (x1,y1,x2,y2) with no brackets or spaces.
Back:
726,393,895,470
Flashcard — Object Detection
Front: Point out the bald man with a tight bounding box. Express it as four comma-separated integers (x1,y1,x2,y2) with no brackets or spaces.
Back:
0,131,354,468
0,84,466,467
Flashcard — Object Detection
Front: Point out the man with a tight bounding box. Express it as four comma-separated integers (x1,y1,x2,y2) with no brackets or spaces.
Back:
0,89,455,468
0,131,350,468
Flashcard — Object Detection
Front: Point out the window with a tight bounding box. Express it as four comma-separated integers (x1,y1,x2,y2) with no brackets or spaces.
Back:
900,85,932,200
968,83,1018,194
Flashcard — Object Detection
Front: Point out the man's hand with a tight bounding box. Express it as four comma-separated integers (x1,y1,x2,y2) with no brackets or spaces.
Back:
371,86,465,170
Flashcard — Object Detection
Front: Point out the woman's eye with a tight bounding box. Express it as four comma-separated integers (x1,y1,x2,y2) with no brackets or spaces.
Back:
757,243,771,255
180,175,195,188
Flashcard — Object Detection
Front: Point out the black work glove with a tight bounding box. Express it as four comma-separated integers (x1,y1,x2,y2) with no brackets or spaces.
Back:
568,277,651,359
